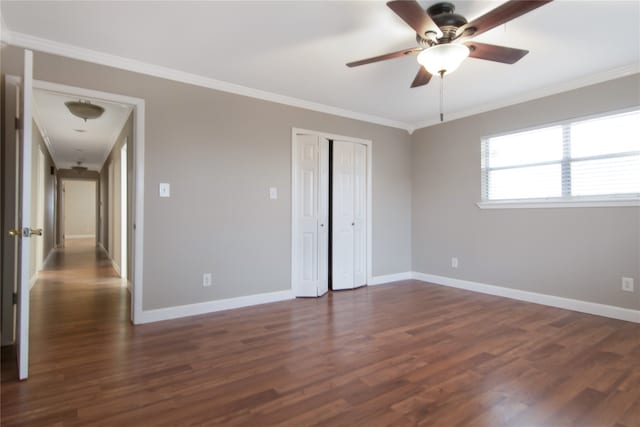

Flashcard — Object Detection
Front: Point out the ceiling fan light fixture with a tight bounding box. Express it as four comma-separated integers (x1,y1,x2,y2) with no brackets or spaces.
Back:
65,100,105,122
417,43,470,76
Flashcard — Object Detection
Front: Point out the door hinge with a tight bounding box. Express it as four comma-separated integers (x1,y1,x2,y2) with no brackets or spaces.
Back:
15,117,21,130
12,292,18,305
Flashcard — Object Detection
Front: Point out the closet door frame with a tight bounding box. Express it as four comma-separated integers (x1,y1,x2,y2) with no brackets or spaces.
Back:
290,128,372,296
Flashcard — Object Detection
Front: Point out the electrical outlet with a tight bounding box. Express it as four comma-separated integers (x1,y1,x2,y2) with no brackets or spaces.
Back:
203,273,212,287
622,277,634,292
451,257,459,268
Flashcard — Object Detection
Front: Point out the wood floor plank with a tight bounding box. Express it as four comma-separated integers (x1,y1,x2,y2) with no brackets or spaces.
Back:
1,239,639,426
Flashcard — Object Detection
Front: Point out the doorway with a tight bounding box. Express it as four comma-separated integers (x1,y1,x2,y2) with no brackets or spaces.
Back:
29,78,145,324
1,68,146,380
291,129,372,298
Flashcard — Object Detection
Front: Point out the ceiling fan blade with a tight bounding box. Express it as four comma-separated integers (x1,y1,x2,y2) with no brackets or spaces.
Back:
346,47,422,67
411,66,432,88
465,42,529,64
387,0,442,39
456,0,553,39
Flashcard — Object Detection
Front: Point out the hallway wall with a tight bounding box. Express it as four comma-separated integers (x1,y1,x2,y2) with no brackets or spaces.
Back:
31,120,56,284
100,114,133,279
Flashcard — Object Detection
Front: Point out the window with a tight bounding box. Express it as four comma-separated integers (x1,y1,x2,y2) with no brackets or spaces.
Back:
481,109,640,207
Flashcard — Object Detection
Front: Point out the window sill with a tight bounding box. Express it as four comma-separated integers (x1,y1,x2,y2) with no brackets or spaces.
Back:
476,198,640,209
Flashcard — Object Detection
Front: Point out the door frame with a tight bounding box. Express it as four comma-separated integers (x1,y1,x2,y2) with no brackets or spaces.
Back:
5,77,146,325
290,128,373,294
59,177,99,244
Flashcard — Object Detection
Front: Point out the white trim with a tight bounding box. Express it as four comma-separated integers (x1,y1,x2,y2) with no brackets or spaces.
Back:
97,242,122,276
369,272,413,285
42,248,55,269
65,234,96,239
28,79,146,325
111,259,121,276
413,63,640,130
290,128,373,296
4,30,411,132
29,274,38,290
413,272,640,323
0,9,10,46
137,290,294,324
477,199,640,209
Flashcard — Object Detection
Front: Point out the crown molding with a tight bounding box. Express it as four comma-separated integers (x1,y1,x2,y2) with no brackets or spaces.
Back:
411,63,640,130
4,30,414,133
0,9,10,46
4,28,637,135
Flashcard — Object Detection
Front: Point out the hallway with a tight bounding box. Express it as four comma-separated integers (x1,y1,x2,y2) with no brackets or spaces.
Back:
1,239,129,419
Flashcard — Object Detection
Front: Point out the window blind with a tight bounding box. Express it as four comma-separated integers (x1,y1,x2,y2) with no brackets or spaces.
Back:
481,109,640,202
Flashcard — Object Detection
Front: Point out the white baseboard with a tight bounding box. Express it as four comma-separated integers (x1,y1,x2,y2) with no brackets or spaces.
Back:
96,242,123,277
65,234,96,239
413,272,640,323
111,260,121,276
137,290,295,324
42,249,55,268
29,274,38,290
369,272,413,286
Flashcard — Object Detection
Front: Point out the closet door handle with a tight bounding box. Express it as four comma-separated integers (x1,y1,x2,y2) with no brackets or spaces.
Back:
351,222,355,226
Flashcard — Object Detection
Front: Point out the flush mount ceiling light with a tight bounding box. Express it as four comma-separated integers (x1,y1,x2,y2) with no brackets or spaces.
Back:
65,100,105,122
71,160,88,173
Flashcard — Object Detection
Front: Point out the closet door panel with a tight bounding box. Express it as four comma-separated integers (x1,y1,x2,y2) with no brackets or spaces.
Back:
332,141,355,290
353,143,367,287
294,134,320,297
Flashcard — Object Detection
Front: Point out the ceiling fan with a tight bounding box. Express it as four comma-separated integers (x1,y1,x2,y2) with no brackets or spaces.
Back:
347,0,553,88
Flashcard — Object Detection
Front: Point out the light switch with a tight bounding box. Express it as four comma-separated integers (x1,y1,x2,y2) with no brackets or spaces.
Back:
159,183,170,198
269,187,278,200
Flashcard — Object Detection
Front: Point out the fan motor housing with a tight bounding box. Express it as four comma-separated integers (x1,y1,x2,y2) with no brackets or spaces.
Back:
426,2,468,42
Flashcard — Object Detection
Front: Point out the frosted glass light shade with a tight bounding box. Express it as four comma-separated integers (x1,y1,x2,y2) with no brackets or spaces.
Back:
417,44,470,76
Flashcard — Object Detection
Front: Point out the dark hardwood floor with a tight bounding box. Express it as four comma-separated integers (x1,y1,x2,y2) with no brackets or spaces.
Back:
1,240,639,426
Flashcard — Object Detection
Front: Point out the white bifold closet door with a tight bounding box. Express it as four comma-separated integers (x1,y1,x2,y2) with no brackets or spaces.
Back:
292,134,329,297
332,141,367,290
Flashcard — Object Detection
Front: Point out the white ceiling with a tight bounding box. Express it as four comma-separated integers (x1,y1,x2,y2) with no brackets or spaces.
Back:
2,1,639,131
33,89,131,171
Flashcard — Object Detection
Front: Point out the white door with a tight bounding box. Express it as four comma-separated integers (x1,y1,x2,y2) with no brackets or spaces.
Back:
353,144,367,287
292,134,329,297
14,50,35,380
332,141,367,290
332,141,355,290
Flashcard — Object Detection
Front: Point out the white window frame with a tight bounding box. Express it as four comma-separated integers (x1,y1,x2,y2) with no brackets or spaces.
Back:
478,107,640,209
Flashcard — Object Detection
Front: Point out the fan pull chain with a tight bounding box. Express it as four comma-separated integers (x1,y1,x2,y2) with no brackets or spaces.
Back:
439,70,445,122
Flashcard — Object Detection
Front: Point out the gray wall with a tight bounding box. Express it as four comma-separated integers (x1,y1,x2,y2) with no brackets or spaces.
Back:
0,45,413,311
412,74,640,310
